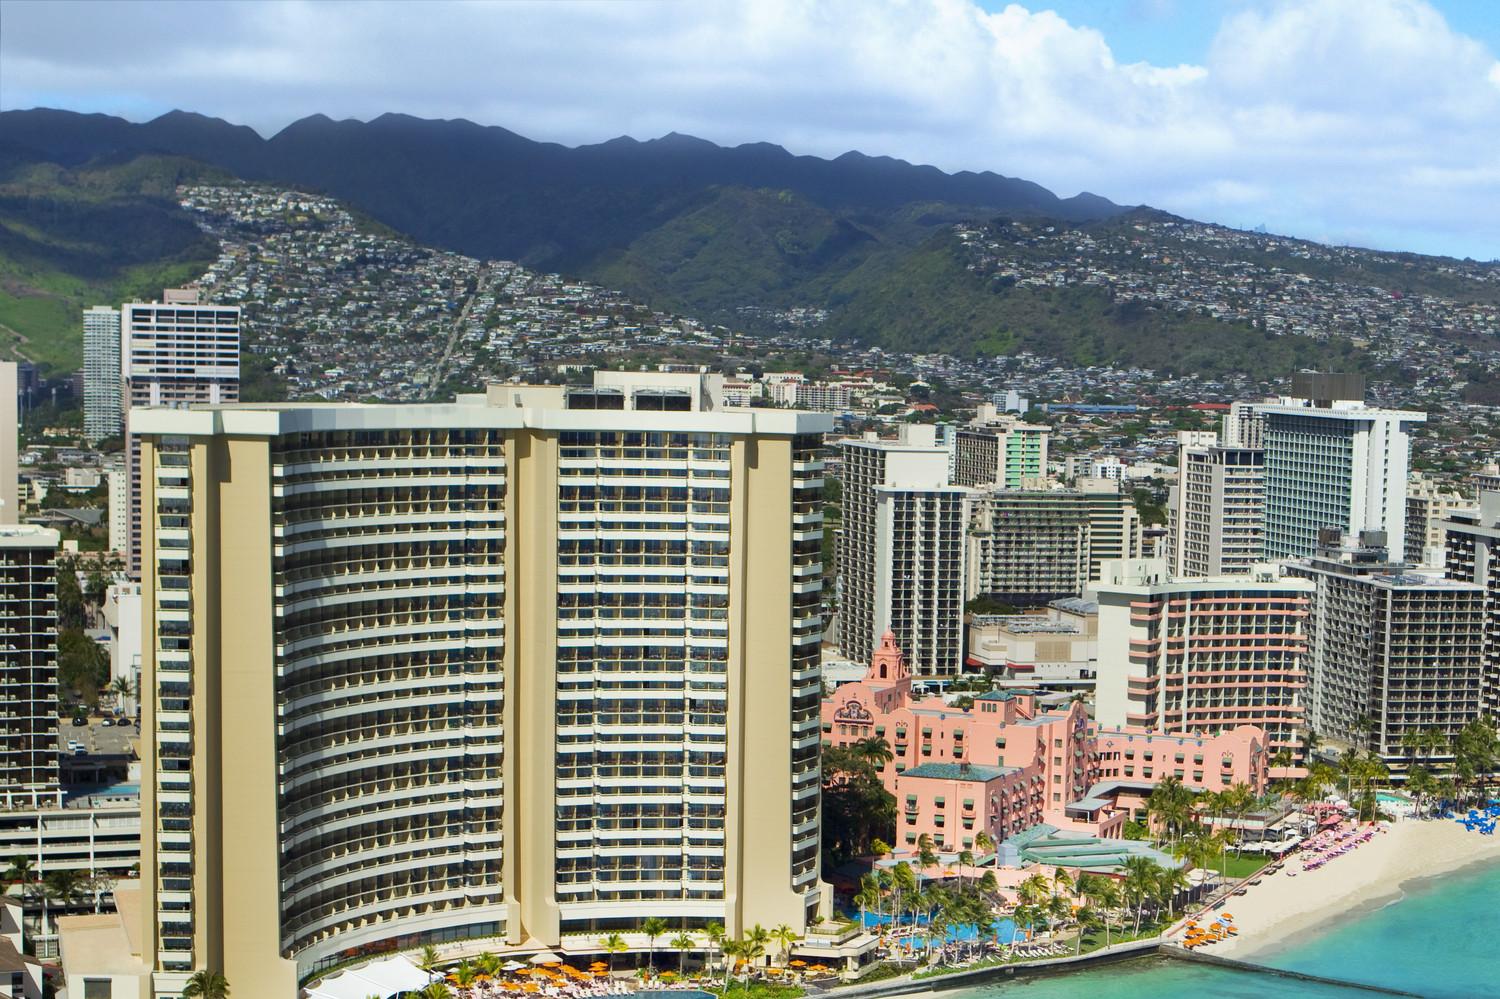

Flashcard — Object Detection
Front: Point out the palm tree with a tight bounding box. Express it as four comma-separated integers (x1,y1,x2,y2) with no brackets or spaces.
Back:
852,736,895,769
1046,895,1072,936
599,932,628,974
641,916,669,974
1018,872,1050,908
670,932,697,976
915,833,938,887
1120,856,1159,934
1074,906,1101,954
1051,867,1073,902
419,984,450,999
475,951,501,978
418,943,442,981
4,854,33,882
1407,764,1438,819
743,924,770,969
181,970,231,999
957,849,974,890
704,921,725,975
1146,777,1194,845
1221,783,1257,855
719,939,743,993
974,829,996,870
770,923,797,967
41,868,82,935
110,675,132,709
1156,866,1190,918
1092,879,1121,946
452,961,478,991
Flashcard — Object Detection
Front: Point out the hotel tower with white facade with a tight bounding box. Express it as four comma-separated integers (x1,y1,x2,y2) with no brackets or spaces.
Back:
129,374,831,997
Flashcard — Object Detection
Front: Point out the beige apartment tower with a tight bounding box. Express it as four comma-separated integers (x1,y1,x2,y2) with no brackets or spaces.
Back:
132,376,830,997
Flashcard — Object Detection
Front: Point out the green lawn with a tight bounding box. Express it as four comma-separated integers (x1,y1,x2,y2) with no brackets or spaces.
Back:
1217,853,1272,881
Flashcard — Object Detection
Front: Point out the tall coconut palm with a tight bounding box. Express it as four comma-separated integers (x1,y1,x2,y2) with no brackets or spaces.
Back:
770,924,797,967
418,943,442,981
704,921,725,975
974,829,996,871
1074,906,1101,954
957,849,974,890
1017,873,1050,908
1156,866,1190,918
719,939,743,993
599,932,628,974
1092,879,1121,946
1051,868,1073,901
1120,856,1159,934
181,970,230,999
641,916,669,973
915,834,938,888
743,924,770,969
670,932,697,976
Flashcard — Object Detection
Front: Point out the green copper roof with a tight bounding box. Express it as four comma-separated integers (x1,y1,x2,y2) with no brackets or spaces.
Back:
900,762,1017,781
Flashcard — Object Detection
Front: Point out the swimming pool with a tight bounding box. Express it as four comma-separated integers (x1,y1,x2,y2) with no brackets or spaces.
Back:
857,911,1020,944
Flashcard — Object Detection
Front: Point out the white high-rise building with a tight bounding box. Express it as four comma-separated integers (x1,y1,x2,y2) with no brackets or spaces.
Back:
107,466,128,556
1261,376,1424,561
838,426,969,674
83,305,123,444
122,289,240,576
1168,431,1266,577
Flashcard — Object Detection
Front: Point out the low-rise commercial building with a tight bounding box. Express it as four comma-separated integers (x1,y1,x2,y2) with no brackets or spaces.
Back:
964,600,1097,691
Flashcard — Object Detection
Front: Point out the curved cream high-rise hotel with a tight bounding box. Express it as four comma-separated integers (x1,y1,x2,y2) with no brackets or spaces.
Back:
130,374,831,997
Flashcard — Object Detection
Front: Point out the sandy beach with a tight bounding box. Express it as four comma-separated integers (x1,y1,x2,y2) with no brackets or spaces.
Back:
1194,818,1500,959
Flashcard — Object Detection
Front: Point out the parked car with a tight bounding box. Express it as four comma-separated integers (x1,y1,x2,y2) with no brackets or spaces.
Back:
101,718,114,727
71,716,87,727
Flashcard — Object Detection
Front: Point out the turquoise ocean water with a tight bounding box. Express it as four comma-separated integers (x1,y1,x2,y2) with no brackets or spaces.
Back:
946,856,1500,999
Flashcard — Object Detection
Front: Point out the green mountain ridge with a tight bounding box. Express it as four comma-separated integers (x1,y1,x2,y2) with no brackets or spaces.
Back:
0,143,1491,386
0,155,224,373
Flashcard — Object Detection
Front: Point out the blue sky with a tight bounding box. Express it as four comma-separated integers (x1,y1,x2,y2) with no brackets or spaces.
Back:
2,0,1498,259
996,0,1500,66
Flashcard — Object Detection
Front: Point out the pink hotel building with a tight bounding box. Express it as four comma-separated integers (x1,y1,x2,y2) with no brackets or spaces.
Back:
823,632,1267,855
1094,560,1313,758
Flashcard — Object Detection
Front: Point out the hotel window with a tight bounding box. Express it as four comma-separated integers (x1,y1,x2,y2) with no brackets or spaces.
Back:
1193,771,1203,782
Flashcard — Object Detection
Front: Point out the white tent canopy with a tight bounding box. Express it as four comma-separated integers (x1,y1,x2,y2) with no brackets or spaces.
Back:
530,950,565,965
306,955,431,999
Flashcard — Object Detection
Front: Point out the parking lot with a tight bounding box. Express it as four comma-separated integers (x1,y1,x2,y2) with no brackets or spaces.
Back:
58,716,138,758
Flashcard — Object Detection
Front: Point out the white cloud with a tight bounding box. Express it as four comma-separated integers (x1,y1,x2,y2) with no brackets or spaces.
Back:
1,0,1497,257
